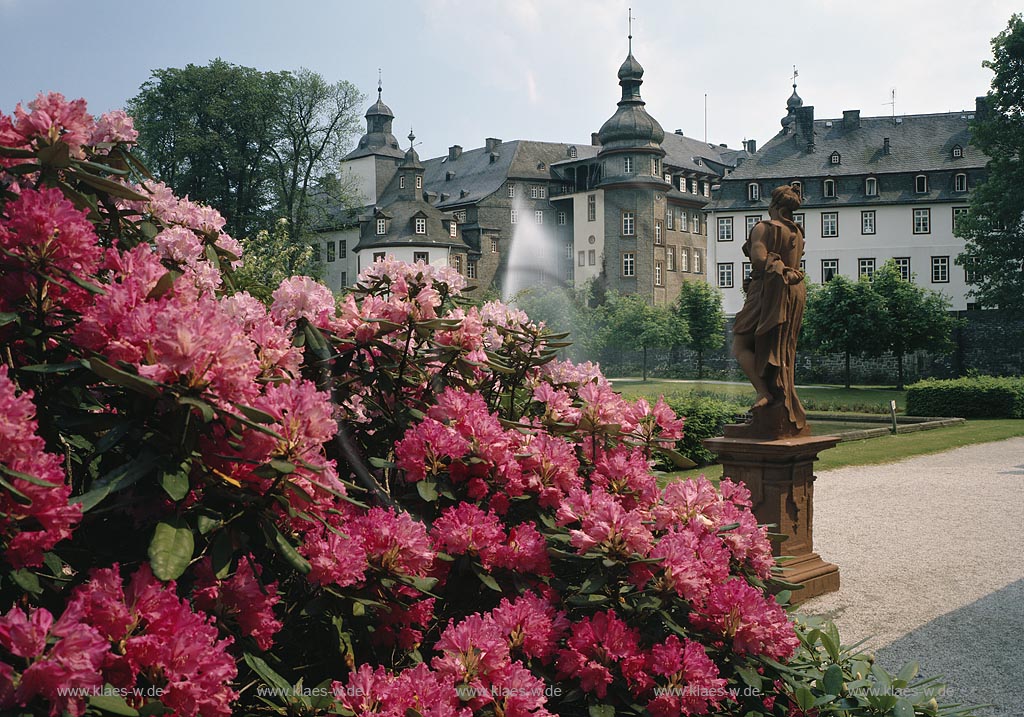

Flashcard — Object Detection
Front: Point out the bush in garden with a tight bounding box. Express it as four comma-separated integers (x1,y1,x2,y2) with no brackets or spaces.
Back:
0,92,977,717
662,395,746,466
906,375,1024,418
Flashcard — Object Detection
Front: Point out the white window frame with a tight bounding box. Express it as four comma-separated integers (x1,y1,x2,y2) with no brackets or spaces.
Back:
745,215,762,235
691,213,700,234
680,248,690,272
530,185,539,199
717,262,734,288
821,259,839,283
467,260,477,279
748,183,760,201
623,156,633,174
414,217,426,235
491,237,499,253
622,252,635,277
894,257,911,282
655,220,663,244
376,218,386,235
415,176,422,189
861,210,876,235
830,152,841,165
327,241,336,263
622,211,635,236
400,176,406,189
824,179,836,198
667,246,675,271
915,174,928,194
822,212,839,237
449,221,457,238
954,173,967,192
742,262,752,281
718,217,733,242
557,211,566,225
587,194,596,221
578,251,586,267
913,208,931,235
414,251,429,264
588,249,596,265
931,256,949,283
693,249,702,273
865,177,877,196
793,213,805,229
535,210,544,225
655,261,663,286
666,209,673,230
952,206,969,232
510,209,518,224
791,180,802,196
858,258,876,280
508,183,515,198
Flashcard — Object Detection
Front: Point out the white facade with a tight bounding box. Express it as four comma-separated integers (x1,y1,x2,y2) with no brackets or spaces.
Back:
571,190,606,285
341,156,378,207
316,228,359,294
708,200,972,313
355,245,455,276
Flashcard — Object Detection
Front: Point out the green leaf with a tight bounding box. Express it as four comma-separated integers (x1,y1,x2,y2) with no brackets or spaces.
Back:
0,462,59,488
18,361,81,374
822,663,844,695
159,469,189,501
473,566,501,592
893,698,916,717
0,311,18,327
243,652,292,694
88,692,139,716
416,479,438,502
659,446,697,469
896,661,920,684
37,142,72,168
178,396,215,423
73,453,158,512
735,665,763,690
68,167,148,200
11,568,42,595
588,705,615,717
137,700,173,716
820,630,840,662
84,358,161,398
209,531,233,579
262,520,311,574
234,403,278,425
147,270,178,300
794,686,816,712
148,517,195,581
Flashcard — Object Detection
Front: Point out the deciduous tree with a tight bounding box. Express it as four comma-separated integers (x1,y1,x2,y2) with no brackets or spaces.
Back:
599,293,688,382
673,280,725,379
802,275,886,388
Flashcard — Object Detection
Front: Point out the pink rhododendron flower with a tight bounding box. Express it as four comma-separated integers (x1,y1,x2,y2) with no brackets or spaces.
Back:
154,224,204,266
351,507,435,576
9,92,94,158
192,556,282,650
492,523,551,575
555,610,644,699
647,523,731,603
301,522,369,588
358,254,467,294
14,618,108,717
646,636,728,717
433,613,511,685
270,275,336,329
395,417,471,483
556,488,654,558
0,366,81,568
90,109,138,145
589,445,660,510
690,579,800,660
489,593,569,665
431,503,505,568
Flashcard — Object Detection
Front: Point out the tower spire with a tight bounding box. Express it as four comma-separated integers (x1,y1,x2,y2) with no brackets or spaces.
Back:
377,68,382,99
628,7,633,54
792,65,798,92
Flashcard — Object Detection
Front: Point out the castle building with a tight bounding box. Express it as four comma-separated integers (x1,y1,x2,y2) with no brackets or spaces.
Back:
706,83,988,313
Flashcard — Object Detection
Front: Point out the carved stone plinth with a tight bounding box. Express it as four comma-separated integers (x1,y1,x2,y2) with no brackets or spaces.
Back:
703,433,840,603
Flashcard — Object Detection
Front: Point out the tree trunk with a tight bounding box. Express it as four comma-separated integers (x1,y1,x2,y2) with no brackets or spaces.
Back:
697,349,704,379
896,350,905,390
844,350,851,389
642,346,648,382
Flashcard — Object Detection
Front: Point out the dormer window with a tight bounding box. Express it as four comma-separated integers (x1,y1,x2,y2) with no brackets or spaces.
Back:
830,151,841,165
748,183,760,201
400,176,406,189
955,173,967,192
376,218,386,235
865,177,877,196
824,179,836,198
449,221,457,238
508,183,515,198
415,176,423,190
414,217,426,235
915,174,928,194
623,156,633,173
790,180,802,196
568,146,578,158
952,144,963,158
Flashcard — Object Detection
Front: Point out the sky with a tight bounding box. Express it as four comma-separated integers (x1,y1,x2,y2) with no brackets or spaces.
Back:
0,0,1017,161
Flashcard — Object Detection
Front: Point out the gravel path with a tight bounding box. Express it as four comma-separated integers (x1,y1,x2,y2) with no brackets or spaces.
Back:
801,437,1024,716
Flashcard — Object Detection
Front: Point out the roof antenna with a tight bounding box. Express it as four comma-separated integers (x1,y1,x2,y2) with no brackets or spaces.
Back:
704,93,708,144
884,88,896,123
628,7,633,54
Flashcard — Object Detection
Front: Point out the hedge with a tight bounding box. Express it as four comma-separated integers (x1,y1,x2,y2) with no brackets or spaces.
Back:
664,394,747,465
906,376,1024,418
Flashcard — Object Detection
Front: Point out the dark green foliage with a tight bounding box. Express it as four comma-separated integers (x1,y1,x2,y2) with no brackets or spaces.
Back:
663,394,745,465
673,281,726,379
599,292,688,382
906,376,1024,418
956,14,1024,310
803,275,887,388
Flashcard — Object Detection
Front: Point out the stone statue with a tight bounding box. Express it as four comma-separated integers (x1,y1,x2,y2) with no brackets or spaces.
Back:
729,185,808,438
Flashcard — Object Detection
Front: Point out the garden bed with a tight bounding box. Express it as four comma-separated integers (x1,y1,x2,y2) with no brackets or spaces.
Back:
808,413,966,442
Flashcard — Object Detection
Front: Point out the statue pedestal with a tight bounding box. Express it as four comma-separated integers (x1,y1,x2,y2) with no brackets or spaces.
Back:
703,433,840,603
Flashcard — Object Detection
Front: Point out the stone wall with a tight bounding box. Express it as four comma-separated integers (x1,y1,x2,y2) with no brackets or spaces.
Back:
596,310,1024,384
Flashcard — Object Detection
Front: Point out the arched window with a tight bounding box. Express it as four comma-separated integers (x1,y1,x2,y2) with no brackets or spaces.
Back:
865,177,877,196
954,173,967,192
824,179,836,198
748,183,760,201
790,180,802,196
915,174,928,193
568,145,578,158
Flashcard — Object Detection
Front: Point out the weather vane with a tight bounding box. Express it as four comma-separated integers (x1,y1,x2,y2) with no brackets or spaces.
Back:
628,7,633,53
791,65,798,89
377,68,382,98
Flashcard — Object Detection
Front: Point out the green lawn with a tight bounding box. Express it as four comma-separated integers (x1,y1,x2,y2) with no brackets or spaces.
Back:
661,419,1024,483
612,379,907,413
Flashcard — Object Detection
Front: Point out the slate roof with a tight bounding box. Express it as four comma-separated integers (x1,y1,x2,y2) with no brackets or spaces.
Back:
661,132,748,175
422,140,584,209
709,111,987,211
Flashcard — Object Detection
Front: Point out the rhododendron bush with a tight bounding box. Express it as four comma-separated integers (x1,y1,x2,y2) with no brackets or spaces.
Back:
0,93,973,717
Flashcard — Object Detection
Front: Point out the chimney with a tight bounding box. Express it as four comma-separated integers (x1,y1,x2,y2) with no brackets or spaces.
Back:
448,145,462,161
485,138,501,152
744,139,757,154
675,129,684,135
795,106,815,151
591,132,601,146
883,137,891,155
843,110,860,131
445,171,455,181
975,96,989,120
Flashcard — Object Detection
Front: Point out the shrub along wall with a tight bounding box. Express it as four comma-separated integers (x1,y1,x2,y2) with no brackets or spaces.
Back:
661,395,746,465
906,376,1024,418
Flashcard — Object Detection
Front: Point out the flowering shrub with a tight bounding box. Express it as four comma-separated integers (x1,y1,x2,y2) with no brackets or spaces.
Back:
0,92,974,717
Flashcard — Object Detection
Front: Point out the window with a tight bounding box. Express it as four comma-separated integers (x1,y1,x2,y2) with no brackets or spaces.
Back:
588,249,596,265
953,206,969,231
931,256,949,283
915,174,928,193
340,240,347,258
858,258,876,280
452,254,462,273
373,252,386,263
748,183,760,201
894,257,911,282
821,259,839,283
414,251,429,264
830,151,841,165
667,246,676,271
691,213,700,234
491,237,499,253
327,241,336,262
535,210,544,225
666,209,673,230
865,177,877,196
742,262,752,281
791,180,802,196
587,194,596,221
564,242,572,259
557,211,566,225
702,182,709,197
449,221,457,238
913,208,931,234
622,211,635,236
693,250,702,274
680,248,690,272
376,218,386,235
861,210,876,235
400,176,406,189
652,158,659,175
824,179,836,198
745,215,762,235
569,146,578,158
467,261,477,279
679,177,687,192
508,183,515,198
623,156,633,173
622,252,635,277
964,256,981,284
822,212,838,237
455,210,467,222
952,145,963,158
415,176,422,189
414,217,426,234
955,173,967,192
510,209,518,224
717,262,734,288
664,172,672,183
793,213,805,229
655,220,663,244
340,271,347,286
578,251,586,267
529,185,538,199
718,217,733,242
800,259,806,272
655,261,664,286
691,179,698,194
